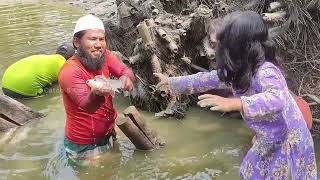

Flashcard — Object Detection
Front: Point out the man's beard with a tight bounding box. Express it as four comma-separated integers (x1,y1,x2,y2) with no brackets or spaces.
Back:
77,45,106,71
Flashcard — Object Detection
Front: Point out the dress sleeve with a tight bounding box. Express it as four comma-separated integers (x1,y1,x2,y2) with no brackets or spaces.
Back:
106,51,135,81
168,70,225,95
240,63,287,119
59,66,105,113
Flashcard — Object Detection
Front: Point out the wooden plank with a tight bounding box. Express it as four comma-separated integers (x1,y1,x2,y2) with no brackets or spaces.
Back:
0,95,44,126
0,117,18,131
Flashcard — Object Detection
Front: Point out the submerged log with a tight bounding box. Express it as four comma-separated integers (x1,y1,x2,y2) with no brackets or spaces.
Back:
0,95,44,131
117,106,165,150
116,116,154,150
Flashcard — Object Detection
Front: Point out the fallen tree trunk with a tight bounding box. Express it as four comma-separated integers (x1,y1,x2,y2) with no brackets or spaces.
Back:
116,116,155,150
117,106,165,150
0,117,17,131
0,95,44,131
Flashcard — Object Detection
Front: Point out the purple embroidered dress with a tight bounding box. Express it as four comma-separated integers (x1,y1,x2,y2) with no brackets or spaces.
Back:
168,62,317,179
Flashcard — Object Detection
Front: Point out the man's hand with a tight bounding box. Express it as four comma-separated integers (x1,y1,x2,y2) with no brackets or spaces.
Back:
119,75,134,91
197,94,242,112
153,73,169,90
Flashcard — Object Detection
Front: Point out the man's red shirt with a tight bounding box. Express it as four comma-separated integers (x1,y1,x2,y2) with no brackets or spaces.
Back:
58,50,134,145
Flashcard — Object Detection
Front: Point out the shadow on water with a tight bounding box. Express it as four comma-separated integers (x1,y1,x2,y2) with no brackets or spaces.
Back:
0,1,319,180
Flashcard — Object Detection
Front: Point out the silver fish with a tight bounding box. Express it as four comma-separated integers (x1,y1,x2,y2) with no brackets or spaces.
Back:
86,76,123,93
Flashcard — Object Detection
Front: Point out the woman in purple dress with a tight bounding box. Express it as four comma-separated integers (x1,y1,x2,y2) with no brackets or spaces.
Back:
155,11,317,179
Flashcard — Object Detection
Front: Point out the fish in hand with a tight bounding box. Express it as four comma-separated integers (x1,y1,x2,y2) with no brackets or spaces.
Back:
86,75,123,93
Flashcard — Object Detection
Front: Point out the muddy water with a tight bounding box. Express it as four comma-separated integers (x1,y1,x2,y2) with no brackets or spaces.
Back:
0,1,319,180
0,1,80,83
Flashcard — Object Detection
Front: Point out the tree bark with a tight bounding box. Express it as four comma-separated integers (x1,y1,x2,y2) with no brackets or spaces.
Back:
117,106,165,150
0,95,44,131
116,116,155,150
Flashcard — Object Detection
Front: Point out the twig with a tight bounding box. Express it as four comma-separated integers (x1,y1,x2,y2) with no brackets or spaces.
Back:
301,94,320,105
313,118,320,124
298,70,311,95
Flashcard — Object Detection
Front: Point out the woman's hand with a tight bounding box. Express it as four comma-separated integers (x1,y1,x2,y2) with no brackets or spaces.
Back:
119,75,134,91
197,94,242,112
153,73,169,90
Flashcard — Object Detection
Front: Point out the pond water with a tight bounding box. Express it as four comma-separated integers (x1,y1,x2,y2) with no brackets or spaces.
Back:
0,1,319,179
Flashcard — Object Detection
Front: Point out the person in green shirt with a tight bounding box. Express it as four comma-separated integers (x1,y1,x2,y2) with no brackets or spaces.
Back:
1,43,75,99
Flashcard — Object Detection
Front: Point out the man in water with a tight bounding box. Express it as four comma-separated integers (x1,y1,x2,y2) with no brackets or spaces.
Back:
1,43,74,99
58,14,135,165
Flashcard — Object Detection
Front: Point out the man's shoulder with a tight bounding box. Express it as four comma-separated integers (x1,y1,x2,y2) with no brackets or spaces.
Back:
62,56,82,69
105,50,119,62
59,58,83,77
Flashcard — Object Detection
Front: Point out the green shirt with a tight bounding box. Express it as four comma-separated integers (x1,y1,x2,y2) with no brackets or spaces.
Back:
2,54,66,96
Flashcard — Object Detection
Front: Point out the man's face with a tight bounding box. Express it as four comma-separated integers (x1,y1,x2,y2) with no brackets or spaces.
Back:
74,29,107,71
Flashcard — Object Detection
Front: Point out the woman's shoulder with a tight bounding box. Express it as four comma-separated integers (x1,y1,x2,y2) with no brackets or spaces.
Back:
256,61,282,77
252,61,285,86
259,61,279,70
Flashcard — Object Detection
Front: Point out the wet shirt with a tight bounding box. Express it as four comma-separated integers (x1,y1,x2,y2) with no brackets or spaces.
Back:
168,62,317,179
2,54,66,96
58,50,134,145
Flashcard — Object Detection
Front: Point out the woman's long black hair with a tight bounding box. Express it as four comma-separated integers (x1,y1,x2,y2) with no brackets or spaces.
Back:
215,11,277,93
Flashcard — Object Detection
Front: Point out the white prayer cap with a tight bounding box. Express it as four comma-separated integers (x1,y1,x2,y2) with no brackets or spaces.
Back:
73,14,105,35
